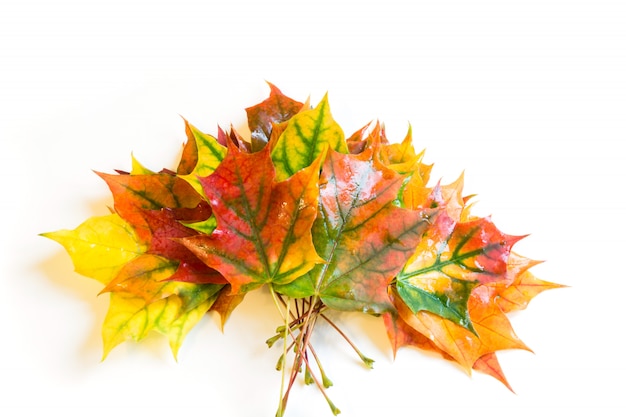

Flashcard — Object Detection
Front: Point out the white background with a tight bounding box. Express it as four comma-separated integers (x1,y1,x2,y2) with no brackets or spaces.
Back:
1,0,624,416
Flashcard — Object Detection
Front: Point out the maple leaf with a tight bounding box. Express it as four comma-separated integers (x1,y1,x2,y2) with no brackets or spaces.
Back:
383,301,517,391
382,310,450,359
98,170,207,242
390,276,532,373
138,208,226,285
270,94,347,181
468,285,531,354
344,121,388,155
493,252,565,313
41,214,146,284
379,125,432,179
245,82,305,152
209,285,246,330
395,215,523,331
42,213,220,358
176,119,227,197
41,84,562,416
102,284,220,359
100,164,224,285
182,142,324,294
130,154,156,175
275,148,434,314
472,353,514,392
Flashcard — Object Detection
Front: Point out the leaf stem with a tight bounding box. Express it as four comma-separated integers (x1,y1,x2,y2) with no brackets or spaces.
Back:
321,313,374,368
268,293,343,415
269,286,290,417
309,343,333,388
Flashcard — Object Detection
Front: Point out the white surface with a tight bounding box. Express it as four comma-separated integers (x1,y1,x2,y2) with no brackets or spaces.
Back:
1,0,624,416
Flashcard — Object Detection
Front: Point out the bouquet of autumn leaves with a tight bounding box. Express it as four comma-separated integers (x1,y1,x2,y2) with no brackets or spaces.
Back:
42,84,561,416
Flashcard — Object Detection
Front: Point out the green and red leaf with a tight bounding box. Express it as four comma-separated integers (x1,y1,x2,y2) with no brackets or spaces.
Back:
276,148,434,314
182,143,324,294
395,215,523,330
98,170,205,242
42,85,561,411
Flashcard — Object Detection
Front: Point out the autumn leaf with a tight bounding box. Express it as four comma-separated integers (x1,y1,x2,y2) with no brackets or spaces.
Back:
139,208,226,285
472,353,514,392
182,143,324,294
383,300,514,385
102,285,220,359
98,170,206,242
275,148,434,314
379,125,431,178
270,94,347,181
209,285,246,330
344,121,386,155
43,214,222,359
395,216,523,331
468,285,531,354
177,119,227,197
246,82,304,152
391,278,532,374
101,254,179,301
130,154,156,175
99,162,224,284
41,214,146,284
494,252,565,313
382,311,450,359
95,246,223,359
391,288,481,372
41,84,562,416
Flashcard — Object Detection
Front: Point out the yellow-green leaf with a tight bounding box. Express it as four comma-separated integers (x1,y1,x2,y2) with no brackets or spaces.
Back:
41,214,146,284
102,292,181,357
102,287,219,359
178,118,227,197
182,216,217,235
130,153,155,175
270,94,346,180
163,297,215,359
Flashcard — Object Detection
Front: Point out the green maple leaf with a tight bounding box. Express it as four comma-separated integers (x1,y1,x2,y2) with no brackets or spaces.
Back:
271,94,347,181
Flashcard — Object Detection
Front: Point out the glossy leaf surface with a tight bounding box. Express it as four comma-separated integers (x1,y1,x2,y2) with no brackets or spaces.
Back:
396,216,522,330
98,170,205,242
182,143,323,294
41,214,146,284
41,84,562,413
140,208,226,284
178,119,227,197
271,94,347,180
102,285,219,359
246,82,304,151
276,148,433,314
